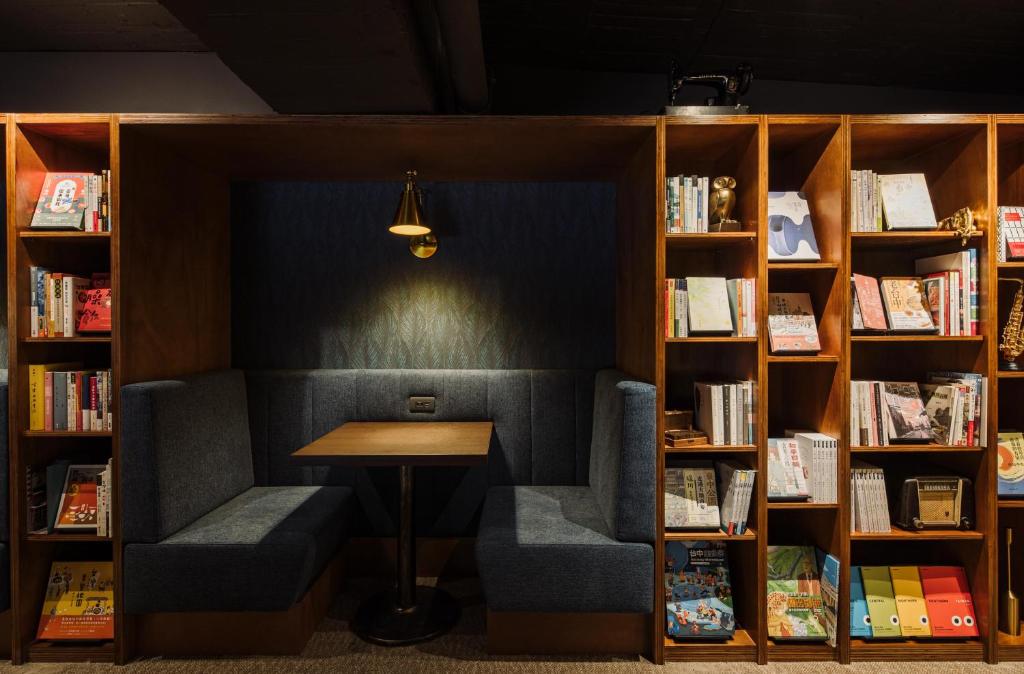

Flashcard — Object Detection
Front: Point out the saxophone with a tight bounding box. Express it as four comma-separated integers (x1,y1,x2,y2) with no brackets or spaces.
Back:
1000,278,1024,370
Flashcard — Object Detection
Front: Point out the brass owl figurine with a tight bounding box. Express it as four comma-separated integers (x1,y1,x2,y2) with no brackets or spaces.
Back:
709,176,738,231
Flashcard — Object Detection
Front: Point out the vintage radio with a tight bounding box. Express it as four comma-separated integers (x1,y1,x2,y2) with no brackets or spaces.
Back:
894,476,974,531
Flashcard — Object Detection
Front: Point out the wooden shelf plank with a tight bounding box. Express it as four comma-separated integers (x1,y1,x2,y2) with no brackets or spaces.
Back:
27,640,115,663
998,630,1024,660
665,232,756,250
665,528,756,541
21,336,112,344
999,499,1024,509
666,336,756,344
850,528,984,541
998,370,1024,378
850,638,983,661
23,430,112,438
664,628,756,662
766,640,837,662
850,230,983,247
851,334,984,342
998,261,1024,269
767,261,840,271
26,532,111,543
851,444,984,453
767,502,838,510
665,443,757,454
18,230,111,240
767,354,840,363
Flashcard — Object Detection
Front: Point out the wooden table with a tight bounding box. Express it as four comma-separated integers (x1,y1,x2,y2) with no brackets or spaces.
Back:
292,421,492,646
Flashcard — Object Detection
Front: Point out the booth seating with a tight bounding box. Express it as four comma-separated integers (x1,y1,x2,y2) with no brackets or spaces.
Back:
121,368,654,656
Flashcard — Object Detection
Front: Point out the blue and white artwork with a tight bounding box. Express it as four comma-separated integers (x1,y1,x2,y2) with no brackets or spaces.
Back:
768,191,821,262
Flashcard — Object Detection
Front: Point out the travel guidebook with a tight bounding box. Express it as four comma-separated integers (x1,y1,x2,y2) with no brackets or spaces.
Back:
664,541,736,639
766,545,828,640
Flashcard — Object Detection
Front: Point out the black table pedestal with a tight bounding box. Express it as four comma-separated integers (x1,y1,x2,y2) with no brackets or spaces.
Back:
351,465,461,646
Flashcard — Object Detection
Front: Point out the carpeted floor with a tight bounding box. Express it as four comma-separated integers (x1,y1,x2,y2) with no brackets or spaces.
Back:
4,578,1019,673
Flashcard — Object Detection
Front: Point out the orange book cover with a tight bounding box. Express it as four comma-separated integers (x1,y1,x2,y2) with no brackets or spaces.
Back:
853,274,887,330
54,465,104,530
77,288,112,333
36,562,114,640
919,566,979,637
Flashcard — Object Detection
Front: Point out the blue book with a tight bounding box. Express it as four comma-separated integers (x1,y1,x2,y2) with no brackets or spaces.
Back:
665,541,736,639
999,432,1024,497
816,549,840,647
850,566,873,638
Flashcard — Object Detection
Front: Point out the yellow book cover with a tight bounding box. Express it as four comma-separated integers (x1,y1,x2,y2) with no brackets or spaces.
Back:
36,561,114,640
890,566,931,637
28,363,80,431
861,566,901,638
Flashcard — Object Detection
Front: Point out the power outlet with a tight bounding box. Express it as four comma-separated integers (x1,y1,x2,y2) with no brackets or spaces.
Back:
408,396,436,413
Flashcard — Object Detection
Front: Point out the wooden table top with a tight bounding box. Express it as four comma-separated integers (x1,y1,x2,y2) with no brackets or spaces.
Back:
291,421,493,467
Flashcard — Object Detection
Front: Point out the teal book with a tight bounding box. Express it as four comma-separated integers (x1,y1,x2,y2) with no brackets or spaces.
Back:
850,566,872,638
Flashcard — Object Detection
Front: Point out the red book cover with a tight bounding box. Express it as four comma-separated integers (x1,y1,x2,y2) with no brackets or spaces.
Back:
1010,242,1024,258
36,561,114,640
44,372,53,432
77,289,111,333
853,274,887,330
919,566,979,637
90,377,97,431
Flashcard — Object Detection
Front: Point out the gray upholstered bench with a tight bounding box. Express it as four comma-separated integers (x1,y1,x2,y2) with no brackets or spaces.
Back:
120,370,353,655
474,371,656,655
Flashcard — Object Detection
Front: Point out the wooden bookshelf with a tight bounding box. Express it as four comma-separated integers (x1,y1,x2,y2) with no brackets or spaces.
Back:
5,114,120,664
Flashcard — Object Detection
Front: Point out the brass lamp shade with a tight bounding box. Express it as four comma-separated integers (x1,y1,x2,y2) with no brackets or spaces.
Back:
388,170,431,236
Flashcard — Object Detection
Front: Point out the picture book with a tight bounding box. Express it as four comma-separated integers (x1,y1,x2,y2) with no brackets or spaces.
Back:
879,173,938,230
767,438,809,501
767,191,821,261
816,549,840,647
664,541,736,639
665,461,721,530
767,293,821,353
852,274,887,330
37,561,115,640
890,566,931,637
30,173,89,230
685,277,734,333
921,383,957,445
881,382,933,441
860,566,901,638
54,465,105,530
879,277,936,332
850,566,873,638
919,566,979,637
998,431,1024,497
766,546,828,640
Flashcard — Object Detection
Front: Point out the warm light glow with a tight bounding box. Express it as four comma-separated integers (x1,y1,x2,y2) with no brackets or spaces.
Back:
389,223,431,236
389,169,432,238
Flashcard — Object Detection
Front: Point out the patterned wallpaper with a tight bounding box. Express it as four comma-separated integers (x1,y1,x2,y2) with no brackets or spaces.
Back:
231,181,617,370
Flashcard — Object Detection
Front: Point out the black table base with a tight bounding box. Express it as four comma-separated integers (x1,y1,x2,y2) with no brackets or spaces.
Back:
352,465,461,646
352,585,461,646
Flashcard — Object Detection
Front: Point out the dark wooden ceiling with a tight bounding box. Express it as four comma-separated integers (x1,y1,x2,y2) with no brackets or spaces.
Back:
479,0,1024,93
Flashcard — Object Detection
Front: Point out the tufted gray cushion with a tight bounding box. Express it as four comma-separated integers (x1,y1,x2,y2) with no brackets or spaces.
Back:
121,370,255,544
475,486,653,613
124,485,352,613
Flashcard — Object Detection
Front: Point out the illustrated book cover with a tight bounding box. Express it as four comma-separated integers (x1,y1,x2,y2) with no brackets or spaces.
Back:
852,274,888,330
881,382,933,441
767,191,821,261
54,465,105,530
766,546,828,640
30,173,89,230
816,549,840,647
37,561,115,640
878,173,938,230
664,541,736,639
919,566,979,638
861,566,901,638
998,431,1024,497
879,277,936,332
685,277,734,333
767,293,821,353
665,461,721,529
890,566,931,637
850,566,873,638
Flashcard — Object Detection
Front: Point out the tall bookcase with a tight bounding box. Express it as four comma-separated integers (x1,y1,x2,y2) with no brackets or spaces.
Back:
4,114,121,664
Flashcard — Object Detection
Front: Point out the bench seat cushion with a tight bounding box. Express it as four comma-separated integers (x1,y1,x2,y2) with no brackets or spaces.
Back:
125,485,352,613
475,485,652,613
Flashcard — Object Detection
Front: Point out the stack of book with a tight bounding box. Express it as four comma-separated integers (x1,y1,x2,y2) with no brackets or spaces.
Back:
30,172,112,232
767,433,838,503
665,277,755,338
665,174,710,233
850,565,978,639
850,461,890,533
29,270,112,337
694,380,756,446
664,460,755,535
26,461,113,538
851,374,986,447
29,365,114,432
851,172,937,232
997,206,1024,262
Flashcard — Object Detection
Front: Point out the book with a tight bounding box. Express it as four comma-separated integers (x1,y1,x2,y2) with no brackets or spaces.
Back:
791,431,838,504
852,274,887,330
880,382,933,442
767,438,809,501
879,277,936,332
998,431,1024,497
890,566,932,637
726,278,756,337
54,465,105,530
919,566,979,638
694,381,755,446
927,371,985,447
878,173,938,230
767,191,821,261
716,461,755,535
767,293,820,353
30,174,89,230
36,561,115,640
861,566,901,638
850,566,873,638
921,384,958,445
851,278,865,330
816,549,840,647
77,288,112,333
664,541,736,639
685,277,734,333
851,461,891,533
665,461,720,529
915,252,976,336
29,362,81,431
999,206,1024,261
766,546,828,640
